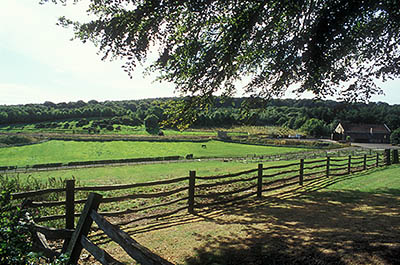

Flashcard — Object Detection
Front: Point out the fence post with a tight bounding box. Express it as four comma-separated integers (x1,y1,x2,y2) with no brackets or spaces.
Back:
348,155,351,174
384,149,391,165
257,164,263,198
66,193,102,264
62,179,76,252
326,157,330,178
65,180,75,231
393,149,399,164
376,153,379,167
188,171,196,214
299,159,304,186
363,154,367,170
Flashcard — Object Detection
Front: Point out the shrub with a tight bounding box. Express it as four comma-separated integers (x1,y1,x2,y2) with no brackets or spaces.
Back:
76,119,89,127
0,188,33,264
0,176,70,264
0,135,36,146
391,128,400,145
144,114,160,134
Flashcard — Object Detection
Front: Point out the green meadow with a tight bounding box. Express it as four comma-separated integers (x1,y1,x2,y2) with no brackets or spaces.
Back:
10,160,263,186
0,140,306,167
322,164,400,195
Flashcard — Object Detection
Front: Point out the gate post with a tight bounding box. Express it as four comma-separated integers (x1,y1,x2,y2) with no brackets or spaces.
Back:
65,180,75,230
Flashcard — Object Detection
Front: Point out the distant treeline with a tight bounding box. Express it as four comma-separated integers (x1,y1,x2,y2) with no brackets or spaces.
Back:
1,98,400,134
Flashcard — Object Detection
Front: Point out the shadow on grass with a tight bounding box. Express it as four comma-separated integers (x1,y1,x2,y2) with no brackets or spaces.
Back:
182,169,400,265
90,166,400,265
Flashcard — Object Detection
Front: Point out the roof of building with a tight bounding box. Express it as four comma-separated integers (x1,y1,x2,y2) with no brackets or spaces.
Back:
339,123,391,134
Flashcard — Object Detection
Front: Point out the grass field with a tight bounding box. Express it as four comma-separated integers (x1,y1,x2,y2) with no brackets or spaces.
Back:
0,140,306,167
10,158,317,187
85,164,400,265
11,160,261,185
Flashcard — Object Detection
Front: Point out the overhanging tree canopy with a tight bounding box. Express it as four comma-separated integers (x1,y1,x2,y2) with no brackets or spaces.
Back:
52,0,400,102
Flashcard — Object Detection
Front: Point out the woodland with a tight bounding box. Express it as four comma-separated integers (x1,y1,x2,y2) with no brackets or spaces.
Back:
1,98,399,137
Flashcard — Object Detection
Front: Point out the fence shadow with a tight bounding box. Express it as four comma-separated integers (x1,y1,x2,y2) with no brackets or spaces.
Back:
183,188,400,265
89,167,400,265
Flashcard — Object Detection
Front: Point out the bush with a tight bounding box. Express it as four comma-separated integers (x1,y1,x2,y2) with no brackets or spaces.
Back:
76,119,89,127
0,188,33,264
120,115,142,126
0,135,36,146
390,128,400,145
0,178,70,264
144,114,160,134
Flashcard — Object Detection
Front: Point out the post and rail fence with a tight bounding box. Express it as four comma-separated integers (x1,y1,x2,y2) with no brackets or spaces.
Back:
12,149,398,226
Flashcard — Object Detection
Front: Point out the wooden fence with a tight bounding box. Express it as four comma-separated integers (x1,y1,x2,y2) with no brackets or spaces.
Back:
65,193,173,265
15,149,399,264
12,149,397,227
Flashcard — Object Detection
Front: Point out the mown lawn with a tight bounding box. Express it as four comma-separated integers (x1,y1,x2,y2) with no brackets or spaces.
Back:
0,140,306,167
322,165,400,195
89,164,400,265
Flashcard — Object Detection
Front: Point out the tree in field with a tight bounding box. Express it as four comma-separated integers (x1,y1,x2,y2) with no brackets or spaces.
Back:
301,118,329,137
54,0,400,103
390,128,400,145
144,114,160,134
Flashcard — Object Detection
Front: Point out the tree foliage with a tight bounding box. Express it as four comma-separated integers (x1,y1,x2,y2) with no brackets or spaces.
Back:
300,118,329,137
55,0,400,102
144,114,160,134
390,128,400,145
0,189,33,264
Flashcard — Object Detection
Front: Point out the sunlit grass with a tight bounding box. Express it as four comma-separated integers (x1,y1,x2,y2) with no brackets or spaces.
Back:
0,140,306,167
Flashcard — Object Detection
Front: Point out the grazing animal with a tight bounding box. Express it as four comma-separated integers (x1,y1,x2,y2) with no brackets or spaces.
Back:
201,144,207,149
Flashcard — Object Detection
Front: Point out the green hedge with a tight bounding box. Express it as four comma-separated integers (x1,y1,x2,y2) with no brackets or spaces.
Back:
66,156,181,166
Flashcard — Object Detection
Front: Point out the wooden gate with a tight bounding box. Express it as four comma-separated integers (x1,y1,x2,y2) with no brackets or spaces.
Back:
64,192,173,265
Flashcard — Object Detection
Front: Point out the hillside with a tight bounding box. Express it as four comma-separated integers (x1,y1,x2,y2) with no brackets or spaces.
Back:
1,98,399,138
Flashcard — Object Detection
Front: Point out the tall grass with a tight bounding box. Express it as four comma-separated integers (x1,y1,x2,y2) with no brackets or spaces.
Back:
0,174,80,228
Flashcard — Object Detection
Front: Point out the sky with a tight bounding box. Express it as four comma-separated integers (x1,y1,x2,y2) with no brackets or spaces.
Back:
1,1,399,106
